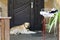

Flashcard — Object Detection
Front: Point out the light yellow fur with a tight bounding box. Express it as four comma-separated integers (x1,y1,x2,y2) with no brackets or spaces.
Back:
10,22,30,34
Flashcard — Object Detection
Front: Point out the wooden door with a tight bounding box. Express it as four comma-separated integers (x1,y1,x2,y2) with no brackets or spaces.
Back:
8,0,44,31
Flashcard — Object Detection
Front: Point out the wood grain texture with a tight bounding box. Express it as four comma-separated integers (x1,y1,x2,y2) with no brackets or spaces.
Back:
1,19,5,40
0,18,11,40
0,26,1,40
5,19,10,40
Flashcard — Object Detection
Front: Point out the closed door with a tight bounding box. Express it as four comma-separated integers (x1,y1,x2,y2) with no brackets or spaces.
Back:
8,0,44,30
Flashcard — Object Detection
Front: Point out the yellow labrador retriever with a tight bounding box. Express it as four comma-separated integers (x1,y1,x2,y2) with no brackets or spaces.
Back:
10,22,30,35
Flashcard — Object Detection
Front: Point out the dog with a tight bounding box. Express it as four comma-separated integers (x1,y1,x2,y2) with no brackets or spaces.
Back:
10,22,30,35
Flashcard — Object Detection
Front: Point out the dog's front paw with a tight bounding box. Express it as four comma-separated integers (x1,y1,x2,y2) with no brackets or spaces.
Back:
27,29,29,31
10,31,17,35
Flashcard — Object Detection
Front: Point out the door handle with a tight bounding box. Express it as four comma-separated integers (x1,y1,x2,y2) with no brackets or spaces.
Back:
31,2,33,8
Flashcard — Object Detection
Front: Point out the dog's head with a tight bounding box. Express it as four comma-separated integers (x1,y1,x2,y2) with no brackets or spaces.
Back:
24,22,30,28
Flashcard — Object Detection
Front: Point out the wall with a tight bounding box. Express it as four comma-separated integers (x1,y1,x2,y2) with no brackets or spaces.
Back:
55,0,60,9
0,0,8,17
56,0,60,39
54,0,60,23
44,0,54,9
44,0,60,22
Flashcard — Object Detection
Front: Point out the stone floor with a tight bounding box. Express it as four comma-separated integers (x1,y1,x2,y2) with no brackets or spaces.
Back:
10,32,57,40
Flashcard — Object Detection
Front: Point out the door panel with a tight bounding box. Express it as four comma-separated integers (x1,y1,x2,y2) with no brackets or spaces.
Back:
32,0,44,30
13,0,30,9
14,6,31,25
8,0,31,27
